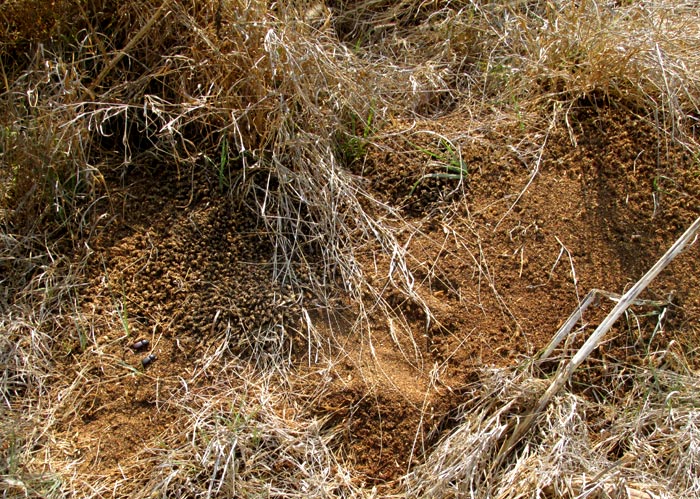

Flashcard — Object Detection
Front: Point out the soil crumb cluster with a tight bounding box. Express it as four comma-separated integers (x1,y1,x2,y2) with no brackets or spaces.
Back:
48,104,700,489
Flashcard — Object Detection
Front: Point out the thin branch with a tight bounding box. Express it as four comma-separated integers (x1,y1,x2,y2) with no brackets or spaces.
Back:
498,215,700,465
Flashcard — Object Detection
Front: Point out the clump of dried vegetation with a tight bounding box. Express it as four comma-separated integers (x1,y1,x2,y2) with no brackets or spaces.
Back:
2,0,699,497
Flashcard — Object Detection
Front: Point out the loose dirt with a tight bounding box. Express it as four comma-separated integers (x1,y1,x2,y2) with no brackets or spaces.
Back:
54,102,700,490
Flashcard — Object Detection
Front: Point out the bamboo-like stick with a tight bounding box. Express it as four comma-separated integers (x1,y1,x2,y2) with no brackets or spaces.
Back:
85,0,173,97
539,289,671,361
498,215,700,465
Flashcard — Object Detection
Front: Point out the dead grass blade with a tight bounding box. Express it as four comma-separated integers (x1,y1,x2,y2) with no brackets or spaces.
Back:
408,355,700,499
132,367,364,499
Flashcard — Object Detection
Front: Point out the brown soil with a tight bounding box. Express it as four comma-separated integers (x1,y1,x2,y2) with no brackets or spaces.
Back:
54,103,700,491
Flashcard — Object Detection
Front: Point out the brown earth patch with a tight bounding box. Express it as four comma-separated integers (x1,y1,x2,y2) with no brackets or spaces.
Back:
50,103,700,490
359,104,700,373
47,165,306,485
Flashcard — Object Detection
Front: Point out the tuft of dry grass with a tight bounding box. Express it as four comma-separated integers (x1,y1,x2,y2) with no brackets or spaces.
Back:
2,0,427,306
335,0,700,142
132,368,363,499
0,244,89,498
406,358,700,499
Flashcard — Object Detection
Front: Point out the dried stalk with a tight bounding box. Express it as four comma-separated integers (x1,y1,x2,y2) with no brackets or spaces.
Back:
498,215,700,463
539,289,671,361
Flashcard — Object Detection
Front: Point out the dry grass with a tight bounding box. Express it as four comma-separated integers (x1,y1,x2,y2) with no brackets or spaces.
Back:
133,368,362,499
37,360,364,499
2,0,700,497
1,242,89,498
406,357,700,499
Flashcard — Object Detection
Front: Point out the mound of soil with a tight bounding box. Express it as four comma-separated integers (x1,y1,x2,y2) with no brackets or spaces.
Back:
53,103,700,491
51,166,305,482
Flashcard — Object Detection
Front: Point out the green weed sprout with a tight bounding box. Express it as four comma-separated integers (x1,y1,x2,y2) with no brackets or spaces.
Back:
409,137,468,195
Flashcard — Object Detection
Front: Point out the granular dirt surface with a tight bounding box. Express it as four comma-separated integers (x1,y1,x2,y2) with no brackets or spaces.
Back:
49,166,306,484
55,103,700,490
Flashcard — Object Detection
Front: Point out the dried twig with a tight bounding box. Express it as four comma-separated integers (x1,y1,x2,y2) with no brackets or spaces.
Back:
539,288,671,361
499,215,700,463
85,0,173,97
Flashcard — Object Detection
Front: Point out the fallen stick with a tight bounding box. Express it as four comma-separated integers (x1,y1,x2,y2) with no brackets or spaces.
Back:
85,0,172,97
539,289,671,361
497,215,700,466
538,288,600,361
